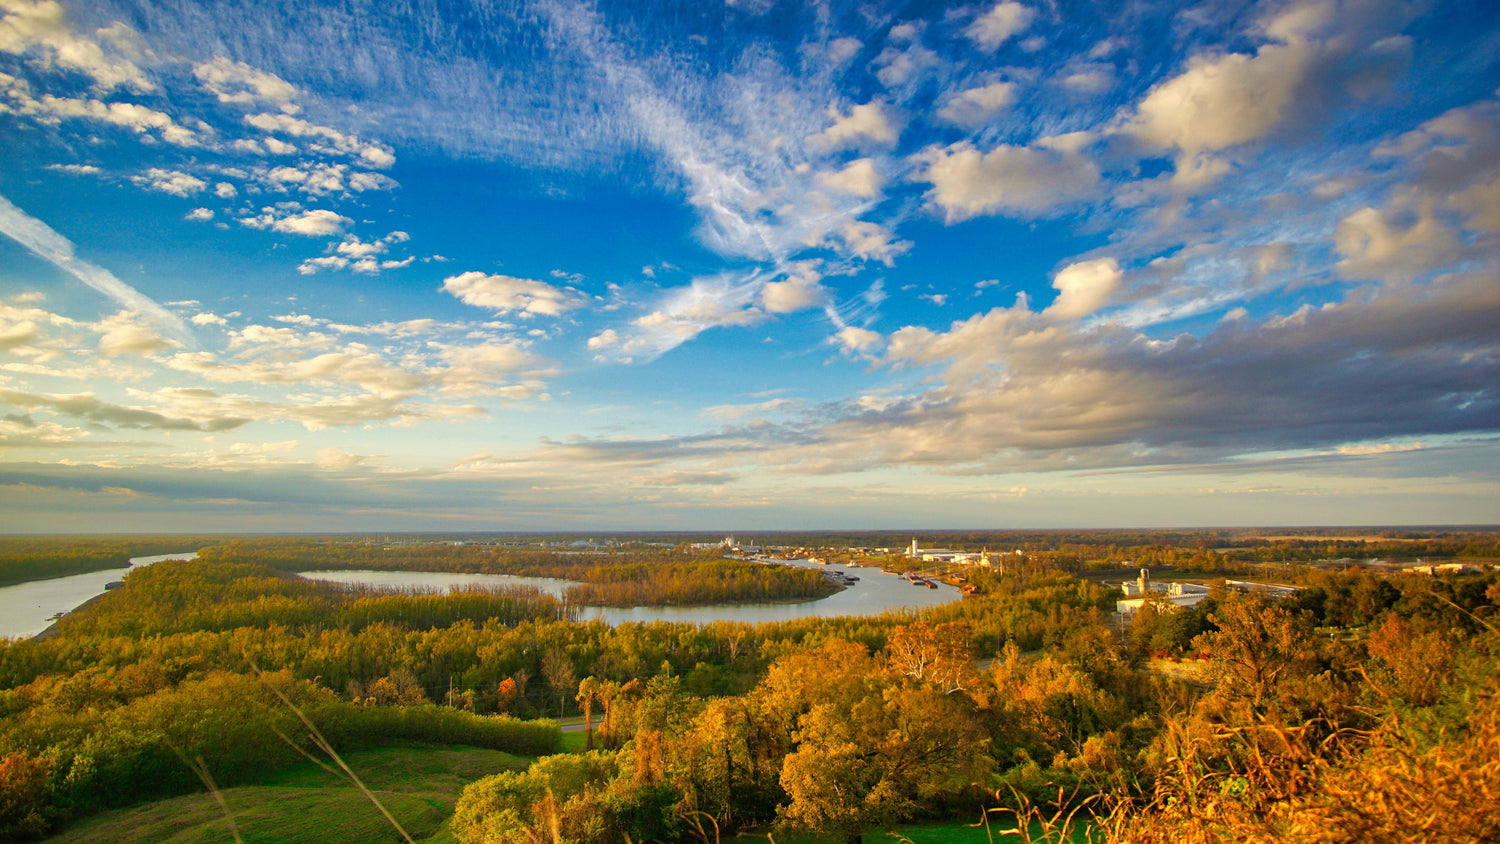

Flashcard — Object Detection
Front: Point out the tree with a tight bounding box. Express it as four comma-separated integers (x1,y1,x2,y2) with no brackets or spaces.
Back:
1193,592,1318,707
885,621,977,695
541,646,577,718
779,681,985,844
577,676,601,750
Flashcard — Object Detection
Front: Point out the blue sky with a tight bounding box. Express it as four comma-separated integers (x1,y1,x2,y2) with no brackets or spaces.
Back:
0,0,1497,531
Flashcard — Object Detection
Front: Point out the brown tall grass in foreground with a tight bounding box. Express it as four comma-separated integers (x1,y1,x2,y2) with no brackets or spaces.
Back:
1093,691,1500,843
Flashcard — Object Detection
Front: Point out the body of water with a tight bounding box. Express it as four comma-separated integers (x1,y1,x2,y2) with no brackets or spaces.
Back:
299,570,579,598
0,555,958,639
0,552,199,639
301,558,959,626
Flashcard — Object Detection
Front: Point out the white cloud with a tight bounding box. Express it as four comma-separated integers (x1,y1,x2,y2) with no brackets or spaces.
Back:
838,220,910,265
133,168,206,197
0,193,188,340
45,163,99,175
937,82,1016,128
873,42,939,88
915,139,1101,222
816,157,883,197
966,2,1035,51
760,268,825,313
95,310,177,356
185,207,213,221
1045,257,1122,320
6,89,197,145
442,272,583,316
214,182,237,199
1128,16,1410,160
703,398,797,420
1132,46,1316,153
808,100,900,150
239,207,351,237
245,112,395,169
0,0,154,91
191,312,227,326
1058,64,1114,95
192,56,298,110
1334,206,1459,284
833,326,884,354
587,328,619,350
826,36,861,65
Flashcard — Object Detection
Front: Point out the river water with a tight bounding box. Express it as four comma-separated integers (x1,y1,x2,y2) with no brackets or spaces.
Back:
0,552,199,639
301,557,958,626
0,555,957,639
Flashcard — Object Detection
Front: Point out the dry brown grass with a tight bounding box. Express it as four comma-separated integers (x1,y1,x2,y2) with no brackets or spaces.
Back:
1090,691,1500,844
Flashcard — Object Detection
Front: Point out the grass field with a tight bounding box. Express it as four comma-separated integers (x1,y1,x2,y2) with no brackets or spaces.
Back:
42,739,1096,844
44,744,534,844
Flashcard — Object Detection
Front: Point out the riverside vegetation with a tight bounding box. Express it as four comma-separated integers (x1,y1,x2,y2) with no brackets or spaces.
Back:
0,531,1497,842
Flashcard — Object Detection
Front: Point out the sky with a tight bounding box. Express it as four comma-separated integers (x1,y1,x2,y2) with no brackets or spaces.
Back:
0,0,1497,532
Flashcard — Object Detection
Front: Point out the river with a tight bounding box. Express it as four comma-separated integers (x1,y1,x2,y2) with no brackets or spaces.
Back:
300,557,959,626
0,554,958,639
0,552,199,639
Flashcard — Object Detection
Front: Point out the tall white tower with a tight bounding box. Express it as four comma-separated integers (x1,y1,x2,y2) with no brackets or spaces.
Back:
910,538,919,557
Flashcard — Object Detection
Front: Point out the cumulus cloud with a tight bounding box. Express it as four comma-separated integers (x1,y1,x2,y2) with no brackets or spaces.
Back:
771,272,1500,474
2,86,197,145
133,168,206,197
0,0,154,91
1045,258,1122,319
838,220,911,265
95,311,177,356
966,2,1035,51
1334,206,1460,284
815,157,883,198
587,328,619,350
244,112,395,168
45,163,99,175
192,56,298,109
937,82,1016,128
808,100,901,149
1128,12,1410,161
833,326,884,354
760,269,826,314
442,272,584,316
873,42,939,89
298,232,413,274
915,138,1101,222
239,206,351,236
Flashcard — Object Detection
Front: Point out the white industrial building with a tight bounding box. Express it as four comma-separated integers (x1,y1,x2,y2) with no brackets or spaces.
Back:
1116,568,1212,618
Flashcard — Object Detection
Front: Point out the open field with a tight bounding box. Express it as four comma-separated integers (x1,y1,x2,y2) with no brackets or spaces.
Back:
43,744,534,844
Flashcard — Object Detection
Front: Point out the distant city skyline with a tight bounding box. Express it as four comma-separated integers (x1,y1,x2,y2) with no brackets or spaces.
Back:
1,0,1497,531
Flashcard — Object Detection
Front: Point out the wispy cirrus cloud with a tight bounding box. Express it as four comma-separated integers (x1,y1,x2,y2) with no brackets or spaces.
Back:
0,194,189,341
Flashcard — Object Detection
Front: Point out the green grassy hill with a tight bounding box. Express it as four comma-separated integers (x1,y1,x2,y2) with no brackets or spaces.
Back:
44,745,533,844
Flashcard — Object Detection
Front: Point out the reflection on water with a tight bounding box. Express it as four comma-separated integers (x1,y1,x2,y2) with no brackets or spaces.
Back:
0,555,959,639
300,570,578,599
0,552,199,639
301,558,959,626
